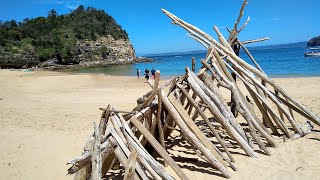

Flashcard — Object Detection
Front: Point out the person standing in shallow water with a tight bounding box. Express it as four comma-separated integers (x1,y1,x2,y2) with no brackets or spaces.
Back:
144,68,150,81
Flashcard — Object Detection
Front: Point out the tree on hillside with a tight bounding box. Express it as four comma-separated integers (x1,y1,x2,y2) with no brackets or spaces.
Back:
0,5,129,61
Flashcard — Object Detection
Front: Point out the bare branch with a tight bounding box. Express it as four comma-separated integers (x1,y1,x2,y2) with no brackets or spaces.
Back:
241,37,270,44
238,16,250,33
233,0,248,31
187,34,209,48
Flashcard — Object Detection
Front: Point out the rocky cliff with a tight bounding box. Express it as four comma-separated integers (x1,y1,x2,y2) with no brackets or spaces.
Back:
38,35,137,69
0,35,141,69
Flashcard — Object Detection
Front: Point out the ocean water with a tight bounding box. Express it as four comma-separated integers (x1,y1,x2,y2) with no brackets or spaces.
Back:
70,43,320,78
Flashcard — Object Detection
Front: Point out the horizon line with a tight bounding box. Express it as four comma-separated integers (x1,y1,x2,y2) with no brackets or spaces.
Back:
140,40,308,57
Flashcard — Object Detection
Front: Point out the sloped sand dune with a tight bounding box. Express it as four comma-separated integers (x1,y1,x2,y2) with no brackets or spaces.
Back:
0,70,319,180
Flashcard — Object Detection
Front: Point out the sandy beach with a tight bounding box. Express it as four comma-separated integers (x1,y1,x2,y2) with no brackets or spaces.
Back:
0,69,319,180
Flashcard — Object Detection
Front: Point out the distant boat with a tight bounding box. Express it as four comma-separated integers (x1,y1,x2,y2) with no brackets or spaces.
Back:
305,47,320,57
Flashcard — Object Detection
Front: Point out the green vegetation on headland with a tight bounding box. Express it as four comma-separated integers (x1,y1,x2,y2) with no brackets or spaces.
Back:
0,5,137,68
307,36,320,47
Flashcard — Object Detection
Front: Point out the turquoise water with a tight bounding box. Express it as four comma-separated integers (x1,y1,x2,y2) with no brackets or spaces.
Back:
70,43,320,78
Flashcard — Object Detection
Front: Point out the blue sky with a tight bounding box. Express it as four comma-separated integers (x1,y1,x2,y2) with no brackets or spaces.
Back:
0,0,319,56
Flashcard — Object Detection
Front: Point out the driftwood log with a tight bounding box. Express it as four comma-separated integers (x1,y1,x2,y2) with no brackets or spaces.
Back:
67,2,320,179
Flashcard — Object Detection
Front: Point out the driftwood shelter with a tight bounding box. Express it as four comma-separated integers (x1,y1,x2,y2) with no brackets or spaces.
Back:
67,1,320,179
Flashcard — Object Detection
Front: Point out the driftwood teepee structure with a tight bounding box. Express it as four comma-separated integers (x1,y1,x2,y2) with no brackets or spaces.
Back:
67,1,320,179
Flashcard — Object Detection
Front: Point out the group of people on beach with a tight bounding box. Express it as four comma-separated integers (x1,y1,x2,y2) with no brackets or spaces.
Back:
136,67,156,81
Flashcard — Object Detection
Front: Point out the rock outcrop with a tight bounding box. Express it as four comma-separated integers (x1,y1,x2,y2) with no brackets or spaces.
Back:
0,35,143,69
73,35,136,67
307,36,320,47
0,52,39,68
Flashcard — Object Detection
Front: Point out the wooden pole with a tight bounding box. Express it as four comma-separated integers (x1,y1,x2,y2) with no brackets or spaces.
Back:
128,115,190,180
186,70,256,157
192,57,196,72
92,123,102,180
162,9,320,125
113,147,140,180
156,91,168,167
160,91,231,178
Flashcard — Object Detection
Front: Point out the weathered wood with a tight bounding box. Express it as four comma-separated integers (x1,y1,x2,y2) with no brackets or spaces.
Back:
160,90,231,178
228,69,278,136
173,89,181,103
236,67,291,137
191,104,206,121
271,91,313,121
192,57,196,72
222,31,320,126
163,112,176,139
253,85,280,135
118,115,174,180
67,154,89,176
168,94,229,168
67,130,116,176
110,127,149,180
214,26,272,137
153,70,160,90
141,109,153,146
113,147,140,180
199,41,279,146
115,115,161,180
136,155,162,180
200,70,245,135
92,123,102,180
241,37,270,45
275,90,285,121
228,0,248,44
99,104,110,136
187,92,197,115
124,131,174,180
186,71,256,157
179,85,189,105
71,131,96,179
123,150,137,180
177,84,235,162
220,62,290,136
190,67,250,144
150,116,158,137
110,115,127,144
162,8,320,126
188,33,210,48
246,114,271,156
245,81,289,136
133,91,157,112
136,107,152,122
199,72,226,106
237,39,278,129
221,57,303,135
238,41,265,73
128,114,189,180
237,16,250,33
167,77,177,96
156,91,168,167
237,39,274,130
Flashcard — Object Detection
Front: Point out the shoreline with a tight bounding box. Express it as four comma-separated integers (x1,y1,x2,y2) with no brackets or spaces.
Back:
3,68,320,79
